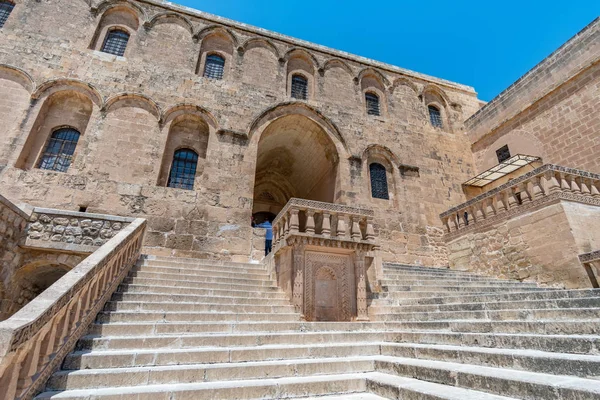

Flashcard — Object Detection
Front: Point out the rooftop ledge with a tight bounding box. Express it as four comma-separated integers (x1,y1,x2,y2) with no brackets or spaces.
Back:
140,0,476,94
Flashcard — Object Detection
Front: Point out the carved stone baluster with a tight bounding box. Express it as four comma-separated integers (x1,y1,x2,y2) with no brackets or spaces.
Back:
486,197,497,217
580,178,591,196
289,209,300,233
351,216,362,241
531,176,544,199
322,212,331,237
474,204,485,221
442,216,450,233
521,181,533,204
544,171,561,194
305,210,315,235
355,251,369,321
498,191,509,213
284,215,290,236
337,214,347,238
591,180,600,197
457,211,466,228
559,173,570,191
569,175,581,193
452,213,459,231
366,217,375,240
508,189,520,209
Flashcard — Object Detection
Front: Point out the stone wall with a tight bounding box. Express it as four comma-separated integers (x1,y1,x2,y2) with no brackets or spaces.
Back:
0,0,482,265
447,200,600,288
467,18,600,173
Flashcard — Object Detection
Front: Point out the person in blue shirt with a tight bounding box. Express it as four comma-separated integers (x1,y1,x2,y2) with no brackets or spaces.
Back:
256,219,273,256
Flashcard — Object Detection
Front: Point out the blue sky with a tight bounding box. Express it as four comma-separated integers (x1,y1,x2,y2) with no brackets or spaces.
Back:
176,1,599,101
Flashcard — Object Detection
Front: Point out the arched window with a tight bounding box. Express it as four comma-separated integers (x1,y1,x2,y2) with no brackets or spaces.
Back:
369,163,389,200
291,74,308,100
167,149,198,190
204,54,225,80
37,128,81,173
365,92,380,116
101,29,130,57
428,105,443,128
0,1,14,28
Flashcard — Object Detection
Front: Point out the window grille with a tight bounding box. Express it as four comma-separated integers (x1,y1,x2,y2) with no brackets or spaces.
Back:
428,105,443,128
0,1,14,28
101,29,129,57
496,145,511,163
38,128,80,173
204,54,225,80
365,92,380,116
291,74,308,100
369,163,389,200
168,149,198,190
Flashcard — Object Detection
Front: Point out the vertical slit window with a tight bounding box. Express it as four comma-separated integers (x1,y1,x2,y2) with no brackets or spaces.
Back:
0,1,14,28
428,105,443,128
101,29,129,57
496,145,511,163
168,149,198,190
370,163,389,200
365,92,380,116
204,54,225,80
291,74,308,100
38,128,81,173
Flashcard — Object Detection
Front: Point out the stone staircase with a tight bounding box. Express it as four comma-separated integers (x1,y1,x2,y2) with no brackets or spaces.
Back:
34,257,600,399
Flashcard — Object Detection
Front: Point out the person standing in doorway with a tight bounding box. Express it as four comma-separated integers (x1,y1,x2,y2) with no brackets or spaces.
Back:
256,219,273,256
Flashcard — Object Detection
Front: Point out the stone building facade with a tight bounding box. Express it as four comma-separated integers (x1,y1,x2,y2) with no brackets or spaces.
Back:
0,0,483,266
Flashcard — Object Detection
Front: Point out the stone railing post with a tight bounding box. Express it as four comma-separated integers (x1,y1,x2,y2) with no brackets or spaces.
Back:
305,210,315,235
322,213,331,237
355,251,369,321
292,244,305,318
366,218,375,240
289,209,300,233
337,214,347,238
351,216,362,241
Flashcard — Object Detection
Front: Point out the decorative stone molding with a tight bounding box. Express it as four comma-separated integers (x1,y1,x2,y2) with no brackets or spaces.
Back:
440,164,600,241
579,250,600,288
579,250,600,264
0,217,146,400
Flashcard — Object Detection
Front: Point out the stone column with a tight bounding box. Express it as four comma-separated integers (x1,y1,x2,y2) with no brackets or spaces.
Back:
292,244,305,319
355,250,369,321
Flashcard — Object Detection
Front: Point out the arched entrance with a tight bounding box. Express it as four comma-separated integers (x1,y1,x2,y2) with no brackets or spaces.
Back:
252,113,340,220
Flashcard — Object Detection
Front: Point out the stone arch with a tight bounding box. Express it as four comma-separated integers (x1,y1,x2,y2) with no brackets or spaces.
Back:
421,83,451,106
195,25,238,47
92,0,148,23
248,102,349,155
196,27,236,78
16,89,95,170
316,266,337,280
161,103,218,130
357,68,390,88
284,49,318,99
239,37,280,59
321,58,353,75
390,77,419,94
104,93,161,120
362,144,400,169
145,12,194,35
362,144,400,205
282,48,320,70
0,64,35,93
359,69,388,116
32,78,104,108
90,2,142,55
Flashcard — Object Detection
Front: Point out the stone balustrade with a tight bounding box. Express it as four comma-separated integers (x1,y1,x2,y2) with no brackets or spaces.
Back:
579,250,600,288
440,164,600,239
272,198,376,251
0,217,146,400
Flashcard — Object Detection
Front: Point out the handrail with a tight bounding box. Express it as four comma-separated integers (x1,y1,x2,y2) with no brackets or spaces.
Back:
0,217,146,400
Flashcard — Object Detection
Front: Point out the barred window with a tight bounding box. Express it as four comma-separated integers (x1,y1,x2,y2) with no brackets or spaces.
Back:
204,54,225,80
38,128,80,173
0,1,14,28
365,92,380,116
496,145,511,163
291,74,308,100
428,105,443,128
369,163,389,200
101,29,129,57
168,149,198,190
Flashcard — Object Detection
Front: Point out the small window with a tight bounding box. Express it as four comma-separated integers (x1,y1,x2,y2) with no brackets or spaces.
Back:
496,145,511,163
101,29,129,57
204,54,225,80
0,1,14,28
38,128,81,173
369,163,389,200
291,74,308,100
428,105,443,128
365,93,380,116
168,149,198,190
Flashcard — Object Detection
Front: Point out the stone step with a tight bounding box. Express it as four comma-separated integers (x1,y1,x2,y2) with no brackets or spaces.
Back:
116,284,288,298
381,277,540,287
367,372,519,400
380,272,528,283
370,296,600,314
141,257,267,272
383,264,477,274
374,355,600,399
76,331,392,351
393,288,600,306
103,300,296,314
64,342,384,370
96,310,300,323
300,394,387,400
129,269,274,286
122,276,279,292
370,307,600,322
380,285,550,295
110,292,294,306
35,373,368,399
389,331,600,354
48,356,378,390
381,342,600,377
87,322,396,337
134,264,271,280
